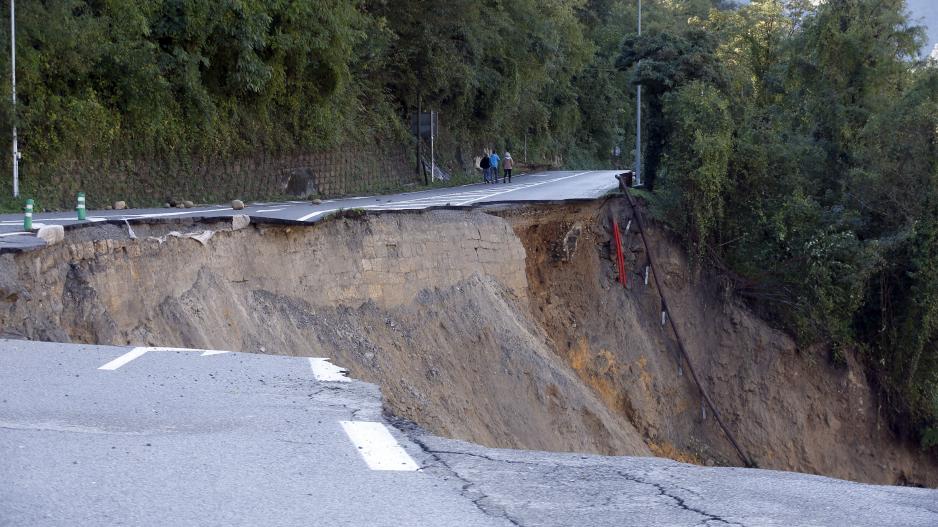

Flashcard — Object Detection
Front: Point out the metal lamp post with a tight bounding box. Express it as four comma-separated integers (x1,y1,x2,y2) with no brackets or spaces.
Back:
10,0,19,198
635,0,642,187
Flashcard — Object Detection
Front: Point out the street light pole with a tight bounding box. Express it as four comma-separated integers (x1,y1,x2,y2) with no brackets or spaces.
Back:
10,0,19,198
635,0,642,186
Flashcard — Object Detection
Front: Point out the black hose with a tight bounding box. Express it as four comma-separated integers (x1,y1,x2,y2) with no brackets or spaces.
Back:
621,188,756,468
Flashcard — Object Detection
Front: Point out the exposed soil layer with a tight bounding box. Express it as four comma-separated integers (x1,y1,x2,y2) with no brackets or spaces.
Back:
502,200,938,486
1,200,935,486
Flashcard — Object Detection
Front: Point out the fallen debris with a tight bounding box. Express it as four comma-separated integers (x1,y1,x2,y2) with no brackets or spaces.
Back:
36,225,65,245
231,215,250,231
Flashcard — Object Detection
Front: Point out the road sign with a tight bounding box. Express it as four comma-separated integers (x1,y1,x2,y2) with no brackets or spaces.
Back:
410,111,438,139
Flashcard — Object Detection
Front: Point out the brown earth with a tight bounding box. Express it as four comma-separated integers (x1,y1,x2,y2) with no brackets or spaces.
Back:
0,199,935,486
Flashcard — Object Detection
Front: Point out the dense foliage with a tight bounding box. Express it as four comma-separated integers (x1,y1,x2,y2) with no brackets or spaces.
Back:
625,0,937,449
1,0,936,450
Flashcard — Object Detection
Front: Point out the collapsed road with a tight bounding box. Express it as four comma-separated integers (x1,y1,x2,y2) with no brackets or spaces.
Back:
2,170,938,525
2,339,936,527
0,170,622,251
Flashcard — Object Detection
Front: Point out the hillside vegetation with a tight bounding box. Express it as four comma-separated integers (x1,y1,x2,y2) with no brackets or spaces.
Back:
1,0,936,453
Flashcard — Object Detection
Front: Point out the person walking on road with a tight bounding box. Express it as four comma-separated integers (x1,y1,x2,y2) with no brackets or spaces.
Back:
502,152,513,183
489,150,501,184
480,151,492,183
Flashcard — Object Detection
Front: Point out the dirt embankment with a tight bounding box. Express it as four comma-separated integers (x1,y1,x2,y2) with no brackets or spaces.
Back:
1,200,935,486
504,200,938,486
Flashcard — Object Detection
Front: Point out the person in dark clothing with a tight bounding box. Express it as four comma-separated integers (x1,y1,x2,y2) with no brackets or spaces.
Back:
479,153,491,183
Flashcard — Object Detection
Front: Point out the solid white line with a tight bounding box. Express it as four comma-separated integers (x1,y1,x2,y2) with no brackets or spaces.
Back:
255,208,285,213
308,357,350,382
339,421,419,471
0,231,30,237
121,208,233,220
456,171,592,206
98,347,150,370
98,346,231,369
1,216,105,225
297,208,338,222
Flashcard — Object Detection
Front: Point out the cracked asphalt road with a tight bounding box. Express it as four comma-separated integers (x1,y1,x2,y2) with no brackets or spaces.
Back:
408,432,938,527
0,170,622,252
2,339,936,526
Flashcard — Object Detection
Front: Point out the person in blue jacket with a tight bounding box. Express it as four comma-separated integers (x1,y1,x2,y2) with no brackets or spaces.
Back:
489,150,501,184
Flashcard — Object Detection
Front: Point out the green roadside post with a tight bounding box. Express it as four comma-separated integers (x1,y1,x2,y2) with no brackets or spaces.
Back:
23,198,32,231
76,192,86,220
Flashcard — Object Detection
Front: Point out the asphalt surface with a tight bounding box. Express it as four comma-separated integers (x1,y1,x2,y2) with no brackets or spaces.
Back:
0,170,623,252
2,339,937,526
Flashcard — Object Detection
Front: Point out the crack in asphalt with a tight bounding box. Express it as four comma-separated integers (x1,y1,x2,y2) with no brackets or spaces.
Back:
404,440,748,526
616,470,746,527
402,433,525,527
419,448,543,468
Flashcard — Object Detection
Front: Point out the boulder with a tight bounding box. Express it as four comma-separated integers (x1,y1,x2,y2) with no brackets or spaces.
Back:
311,198,322,205
114,201,127,210
36,225,65,245
182,200,194,208
231,199,245,210
231,215,250,231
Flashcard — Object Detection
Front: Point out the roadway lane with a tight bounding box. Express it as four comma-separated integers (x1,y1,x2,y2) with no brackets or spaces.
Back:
413,434,938,527
0,340,508,527
0,170,622,251
2,340,937,526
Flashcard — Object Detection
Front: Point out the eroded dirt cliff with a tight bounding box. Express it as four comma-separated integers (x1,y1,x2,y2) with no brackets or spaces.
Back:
1,200,934,486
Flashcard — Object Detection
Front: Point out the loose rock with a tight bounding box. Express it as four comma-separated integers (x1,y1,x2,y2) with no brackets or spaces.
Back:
231,215,250,231
311,199,322,205
114,201,127,210
183,200,194,208
231,200,245,210
36,225,65,245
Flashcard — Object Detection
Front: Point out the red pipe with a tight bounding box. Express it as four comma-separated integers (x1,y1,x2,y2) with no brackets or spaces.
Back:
612,219,627,287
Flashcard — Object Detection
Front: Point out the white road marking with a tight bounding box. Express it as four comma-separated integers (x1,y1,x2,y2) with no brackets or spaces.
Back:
121,208,233,220
255,208,285,213
99,346,232,369
340,421,420,471
98,347,150,370
0,231,30,237
456,171,592,205
0,217,105,226
297,209,338,222
308,357,350,382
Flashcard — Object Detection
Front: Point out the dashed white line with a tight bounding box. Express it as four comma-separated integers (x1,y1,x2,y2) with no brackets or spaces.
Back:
98,347,150,370
340,421,420,471
308,357,350,382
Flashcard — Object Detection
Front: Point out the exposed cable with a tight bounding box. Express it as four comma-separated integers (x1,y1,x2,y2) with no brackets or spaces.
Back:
621,189,756,468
